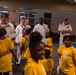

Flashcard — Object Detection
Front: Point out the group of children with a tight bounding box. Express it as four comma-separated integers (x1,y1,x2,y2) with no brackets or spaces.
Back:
1,23,76,75
0,26,55,75
20,29,54,75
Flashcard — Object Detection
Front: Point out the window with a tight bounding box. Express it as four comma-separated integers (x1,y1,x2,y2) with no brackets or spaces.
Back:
0,6,9,14
44,13,51,29
19,11,37,27
44,13,51,18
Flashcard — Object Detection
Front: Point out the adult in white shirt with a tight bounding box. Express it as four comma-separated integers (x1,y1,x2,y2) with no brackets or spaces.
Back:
25,19,31,29
15,17,26,65
58,18,72,47
0,13,16,39
33,17,49,43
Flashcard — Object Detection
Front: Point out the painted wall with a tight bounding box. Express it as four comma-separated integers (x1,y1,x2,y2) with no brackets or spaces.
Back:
51,10,76,35
0,0,76,35
32,9,76,35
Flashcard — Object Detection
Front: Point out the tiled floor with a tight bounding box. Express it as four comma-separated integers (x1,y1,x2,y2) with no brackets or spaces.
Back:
13,43,59,75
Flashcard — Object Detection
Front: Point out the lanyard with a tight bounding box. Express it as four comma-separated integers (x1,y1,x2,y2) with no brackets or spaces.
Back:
21,25,26,33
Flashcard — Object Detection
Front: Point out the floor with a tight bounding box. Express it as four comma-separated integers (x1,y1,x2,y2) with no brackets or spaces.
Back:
12,43,59,75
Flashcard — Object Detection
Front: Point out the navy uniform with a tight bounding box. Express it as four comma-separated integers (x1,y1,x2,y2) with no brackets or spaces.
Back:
33,23,49,43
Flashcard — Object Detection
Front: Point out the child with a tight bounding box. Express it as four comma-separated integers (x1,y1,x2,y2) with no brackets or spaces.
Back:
40,49,54,75
20,28,32,58
23,32,46,75
58,35,76,75
20,32,42,73
45,30,53,56
0,27,18,75
22,31,42,60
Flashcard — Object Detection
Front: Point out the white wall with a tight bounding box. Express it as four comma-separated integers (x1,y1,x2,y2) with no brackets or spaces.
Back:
33,9,76,35
51,10,76,35
0,0,76,35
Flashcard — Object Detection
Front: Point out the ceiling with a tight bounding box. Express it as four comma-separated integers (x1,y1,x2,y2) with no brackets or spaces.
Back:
1,0,76,5
23,0,76,5
20,0,76,4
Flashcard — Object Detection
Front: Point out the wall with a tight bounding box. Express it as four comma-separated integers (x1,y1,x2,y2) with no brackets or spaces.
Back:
0,0,76,35
51,10,76,35
33,9,76,35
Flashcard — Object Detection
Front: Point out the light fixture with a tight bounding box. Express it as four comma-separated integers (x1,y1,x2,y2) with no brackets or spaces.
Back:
66,0,76,3
74,0,76,2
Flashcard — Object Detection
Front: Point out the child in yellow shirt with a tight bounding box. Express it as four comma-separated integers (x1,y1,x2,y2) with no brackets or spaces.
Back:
58,35,76,75
40,49,54,75
20,32,42,73
45,30,53,56
23,32,47,75
20,28,32,58
0,27,18,75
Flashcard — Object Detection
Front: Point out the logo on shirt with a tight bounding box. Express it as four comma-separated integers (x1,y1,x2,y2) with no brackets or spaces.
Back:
62,50,68,58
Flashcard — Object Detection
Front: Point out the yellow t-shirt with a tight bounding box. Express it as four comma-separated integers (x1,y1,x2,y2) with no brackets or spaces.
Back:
58,45,76,75
0,38,14,72
45,38,53,56
24,58,46,75
20,37,27,57
20,35,29,57
23,47,31,59
40,58,54,74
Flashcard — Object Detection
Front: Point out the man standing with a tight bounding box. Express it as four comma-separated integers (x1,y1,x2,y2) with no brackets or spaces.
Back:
15,17,26,65
33,17,49,43
58,18,72,47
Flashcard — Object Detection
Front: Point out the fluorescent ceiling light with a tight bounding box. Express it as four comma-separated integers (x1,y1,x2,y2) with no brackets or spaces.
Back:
74,0,76,2
66,0,76,3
